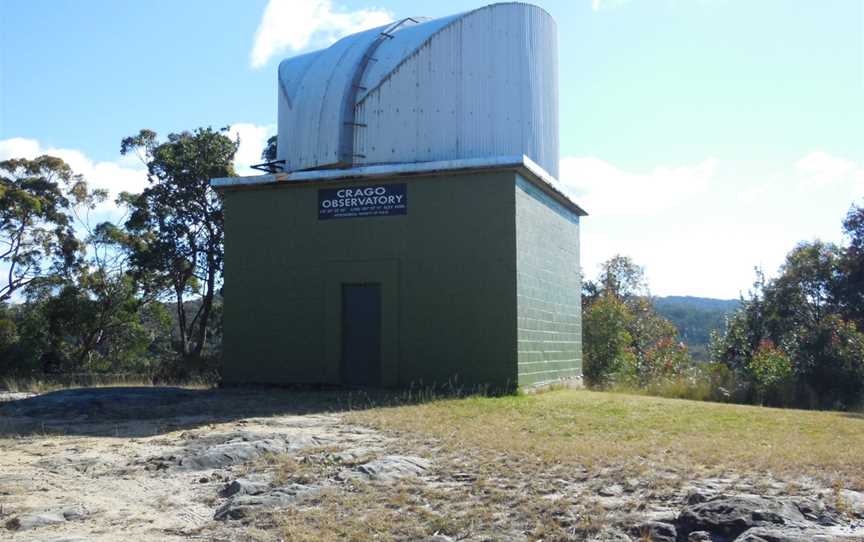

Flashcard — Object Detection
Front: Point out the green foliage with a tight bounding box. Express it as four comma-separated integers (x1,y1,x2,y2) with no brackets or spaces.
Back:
794,315,864,410
583,255,647,310
118,127,237,366
836,204,864,327
262,135,277,162
0,138,224,382
747,340,793,404
40,273,170,374
712,237,864,409
630,335,692,385
583,255,693,389
583,294,635,386
0,156,94,302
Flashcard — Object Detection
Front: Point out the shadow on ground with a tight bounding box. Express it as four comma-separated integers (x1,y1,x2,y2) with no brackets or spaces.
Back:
0,386,438,438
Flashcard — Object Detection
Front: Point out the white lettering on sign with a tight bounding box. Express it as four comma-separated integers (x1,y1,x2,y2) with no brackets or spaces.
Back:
318,184,407,220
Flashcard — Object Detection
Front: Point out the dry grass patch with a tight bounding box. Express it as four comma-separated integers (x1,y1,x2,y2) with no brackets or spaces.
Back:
1,376,214,394
276,482,465,541
349,389,864,487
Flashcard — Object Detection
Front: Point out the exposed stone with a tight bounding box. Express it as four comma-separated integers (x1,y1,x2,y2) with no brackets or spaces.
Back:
59,505,88,521
686,489,713,505
330,446,378,464
0,387,199,419
840,490,864,519
590,526,633,541
687,531,714,541
5,512,65,531
599,484,624,497
219,479,270,498
4,505,88,531
733,526,813,541
177,439,287,471
677,496,807,539
353,455,431,481
144,432,294,471
631,520,676,542
214,484,317,520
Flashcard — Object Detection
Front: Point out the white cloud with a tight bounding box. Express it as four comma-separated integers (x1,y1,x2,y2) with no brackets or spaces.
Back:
794,150,864,189
560,156,717,217
0,137,41,159
563,153,864,299
227,123,277,176
250,0,393,69
0,137,148,223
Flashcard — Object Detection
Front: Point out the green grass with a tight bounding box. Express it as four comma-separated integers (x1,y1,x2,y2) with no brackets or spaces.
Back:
350,389,864,487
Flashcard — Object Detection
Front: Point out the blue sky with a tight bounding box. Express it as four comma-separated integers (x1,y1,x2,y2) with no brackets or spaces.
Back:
1,0,862,298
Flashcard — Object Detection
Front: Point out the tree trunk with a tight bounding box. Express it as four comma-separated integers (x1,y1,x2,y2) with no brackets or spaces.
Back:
175,283,188,357
192,257,216,359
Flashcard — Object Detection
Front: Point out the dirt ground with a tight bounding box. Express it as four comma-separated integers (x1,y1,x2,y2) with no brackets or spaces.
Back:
0,388,388,541
1,387,862,542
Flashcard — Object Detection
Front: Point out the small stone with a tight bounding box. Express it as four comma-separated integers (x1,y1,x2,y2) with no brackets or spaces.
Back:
688,531,713,542
598,483,624,497
60,505,88,521
199,476,209,484
218,479,269,498
631,521,676,542
590,526,633,541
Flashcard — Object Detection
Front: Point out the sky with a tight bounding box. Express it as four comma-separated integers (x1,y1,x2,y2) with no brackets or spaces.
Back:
1,0,862,299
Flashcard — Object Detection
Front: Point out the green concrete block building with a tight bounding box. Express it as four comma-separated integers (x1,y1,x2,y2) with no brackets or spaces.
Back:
212,4,587,390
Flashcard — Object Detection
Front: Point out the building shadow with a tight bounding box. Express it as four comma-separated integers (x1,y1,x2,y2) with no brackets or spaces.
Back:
0,384,483,439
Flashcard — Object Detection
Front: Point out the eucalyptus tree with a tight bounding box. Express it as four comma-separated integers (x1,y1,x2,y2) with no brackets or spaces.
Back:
0,156,91,302
118,127,237,366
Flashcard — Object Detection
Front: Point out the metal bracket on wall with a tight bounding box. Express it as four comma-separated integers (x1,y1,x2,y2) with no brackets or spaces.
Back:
250,159,286,174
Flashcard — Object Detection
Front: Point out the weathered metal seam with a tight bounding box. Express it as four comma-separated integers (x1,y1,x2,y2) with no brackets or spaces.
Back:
338,18,420,166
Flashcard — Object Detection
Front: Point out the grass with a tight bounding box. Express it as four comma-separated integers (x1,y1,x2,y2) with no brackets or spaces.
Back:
349,388,864,487
1,375,214,394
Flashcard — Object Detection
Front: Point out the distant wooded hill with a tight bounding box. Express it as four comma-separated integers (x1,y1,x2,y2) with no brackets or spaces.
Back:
653,296,740,360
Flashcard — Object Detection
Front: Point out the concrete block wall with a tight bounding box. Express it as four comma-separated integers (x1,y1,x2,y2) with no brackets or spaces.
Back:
514,175,583,386
220,171,517,390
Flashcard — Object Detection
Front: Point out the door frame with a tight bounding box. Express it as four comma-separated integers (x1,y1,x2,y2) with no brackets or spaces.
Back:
324,260,400,387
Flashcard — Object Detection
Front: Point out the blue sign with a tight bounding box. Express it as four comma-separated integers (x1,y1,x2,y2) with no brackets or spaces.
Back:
318,184,407,220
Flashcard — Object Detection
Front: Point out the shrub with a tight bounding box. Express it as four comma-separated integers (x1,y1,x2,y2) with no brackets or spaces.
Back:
793,315,864,410
583,294,635,387
747,340,793,405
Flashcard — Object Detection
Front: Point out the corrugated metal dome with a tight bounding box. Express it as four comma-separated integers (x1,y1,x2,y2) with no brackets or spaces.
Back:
276,2,559,178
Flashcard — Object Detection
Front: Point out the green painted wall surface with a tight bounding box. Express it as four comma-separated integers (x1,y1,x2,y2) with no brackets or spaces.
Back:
220,171,518,389
515,175,583,386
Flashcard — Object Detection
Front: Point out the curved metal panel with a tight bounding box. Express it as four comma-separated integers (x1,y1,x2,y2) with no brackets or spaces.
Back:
277,25,389,170
277,2,559,178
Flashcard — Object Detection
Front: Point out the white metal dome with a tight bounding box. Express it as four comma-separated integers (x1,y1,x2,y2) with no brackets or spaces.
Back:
276,2,559,178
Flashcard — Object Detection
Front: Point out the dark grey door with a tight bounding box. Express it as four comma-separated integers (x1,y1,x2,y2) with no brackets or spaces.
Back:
341,284,381,387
